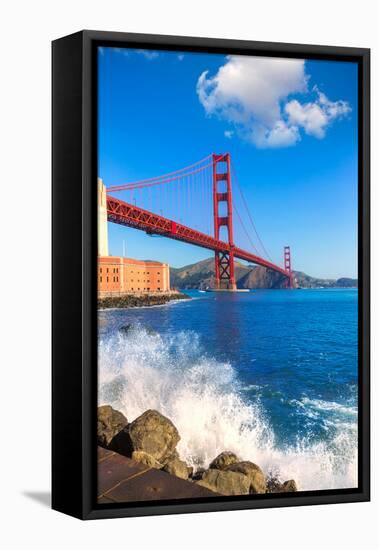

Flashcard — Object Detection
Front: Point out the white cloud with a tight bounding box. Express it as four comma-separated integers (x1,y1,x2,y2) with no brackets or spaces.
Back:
259,120,300,148
136,49,159,60
224,130,234,139
285,89,351,139
196,56,350,148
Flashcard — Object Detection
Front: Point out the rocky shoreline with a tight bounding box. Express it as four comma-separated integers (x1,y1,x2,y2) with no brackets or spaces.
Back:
98,291,190,309
98,405,298,497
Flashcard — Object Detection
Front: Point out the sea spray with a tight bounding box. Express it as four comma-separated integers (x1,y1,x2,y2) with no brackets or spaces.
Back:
98,324,358,490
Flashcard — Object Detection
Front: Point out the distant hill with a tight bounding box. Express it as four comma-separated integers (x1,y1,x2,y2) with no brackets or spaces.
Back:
170,257,357,290
293,272,357,289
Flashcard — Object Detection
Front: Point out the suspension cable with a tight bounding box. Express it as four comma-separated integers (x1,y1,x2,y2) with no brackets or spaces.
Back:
230,160,274,263
232,201,261,256
107,154,213,192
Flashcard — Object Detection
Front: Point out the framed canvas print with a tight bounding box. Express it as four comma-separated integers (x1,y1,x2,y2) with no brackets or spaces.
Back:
52,30,370,520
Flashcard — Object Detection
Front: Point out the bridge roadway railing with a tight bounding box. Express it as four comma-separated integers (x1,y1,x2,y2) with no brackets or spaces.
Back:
107,195,290,280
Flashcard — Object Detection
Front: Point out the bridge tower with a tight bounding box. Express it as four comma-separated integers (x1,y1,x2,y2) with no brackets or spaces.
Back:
284,245,294,288
212,153,236,290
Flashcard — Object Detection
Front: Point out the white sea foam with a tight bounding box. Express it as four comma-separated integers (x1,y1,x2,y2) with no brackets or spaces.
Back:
98,324,358,491
300,397,358,417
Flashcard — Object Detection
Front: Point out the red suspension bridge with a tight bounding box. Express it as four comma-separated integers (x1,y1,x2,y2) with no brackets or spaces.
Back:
105,153,294,289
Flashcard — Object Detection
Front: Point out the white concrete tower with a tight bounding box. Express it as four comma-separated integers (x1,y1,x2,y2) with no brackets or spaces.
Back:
98,178,109,257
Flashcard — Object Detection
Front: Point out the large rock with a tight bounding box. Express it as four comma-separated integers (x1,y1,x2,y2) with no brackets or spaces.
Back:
97,405,128,447
127,409,180,464
163,455,191,480
196,469,250,496
132,450,163,469
266,477,298,493
266,475,282,493
225,461,266,494
282,479,297,492
192,468,206,481
209,451,239,471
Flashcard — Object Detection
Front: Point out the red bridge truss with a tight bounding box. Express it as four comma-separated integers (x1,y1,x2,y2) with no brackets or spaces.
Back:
105,153,293,289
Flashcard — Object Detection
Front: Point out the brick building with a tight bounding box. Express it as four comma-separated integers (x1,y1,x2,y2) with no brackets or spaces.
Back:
98,256,170,295
97,178,170,296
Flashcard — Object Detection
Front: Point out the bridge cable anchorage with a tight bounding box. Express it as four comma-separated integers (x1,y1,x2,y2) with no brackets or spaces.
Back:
230,159,274,263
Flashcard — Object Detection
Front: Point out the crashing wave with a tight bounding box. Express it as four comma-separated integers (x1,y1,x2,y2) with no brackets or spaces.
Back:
98,323,358,490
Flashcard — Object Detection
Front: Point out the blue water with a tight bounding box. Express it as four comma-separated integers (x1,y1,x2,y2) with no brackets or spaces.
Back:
98,289,358,490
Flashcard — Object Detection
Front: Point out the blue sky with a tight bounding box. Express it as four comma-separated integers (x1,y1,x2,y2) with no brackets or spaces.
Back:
98,47,358,279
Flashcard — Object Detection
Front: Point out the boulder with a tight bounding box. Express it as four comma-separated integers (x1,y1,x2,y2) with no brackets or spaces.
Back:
266,475,282,493
266,477,298,493
225,461,266,494
281,479,298,492
132,450,163,469
127,409,180,464
209,451,239,470
196,469,250,496
192,468,206,481
97,405,128,448
163,455,190,480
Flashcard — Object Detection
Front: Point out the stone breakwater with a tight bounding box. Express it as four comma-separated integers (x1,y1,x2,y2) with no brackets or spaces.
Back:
98,291,190,309
98,405,298,496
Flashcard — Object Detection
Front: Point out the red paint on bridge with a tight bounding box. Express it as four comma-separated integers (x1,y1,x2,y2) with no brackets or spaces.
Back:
106,153,293,288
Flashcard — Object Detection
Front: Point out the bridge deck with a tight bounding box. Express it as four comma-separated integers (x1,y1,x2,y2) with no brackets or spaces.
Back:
107,195,290,279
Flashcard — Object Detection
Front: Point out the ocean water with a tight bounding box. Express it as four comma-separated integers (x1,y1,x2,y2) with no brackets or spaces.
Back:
98,288,358,491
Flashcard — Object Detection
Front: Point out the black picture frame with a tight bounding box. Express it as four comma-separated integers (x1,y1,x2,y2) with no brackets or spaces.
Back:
52,30,370,520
